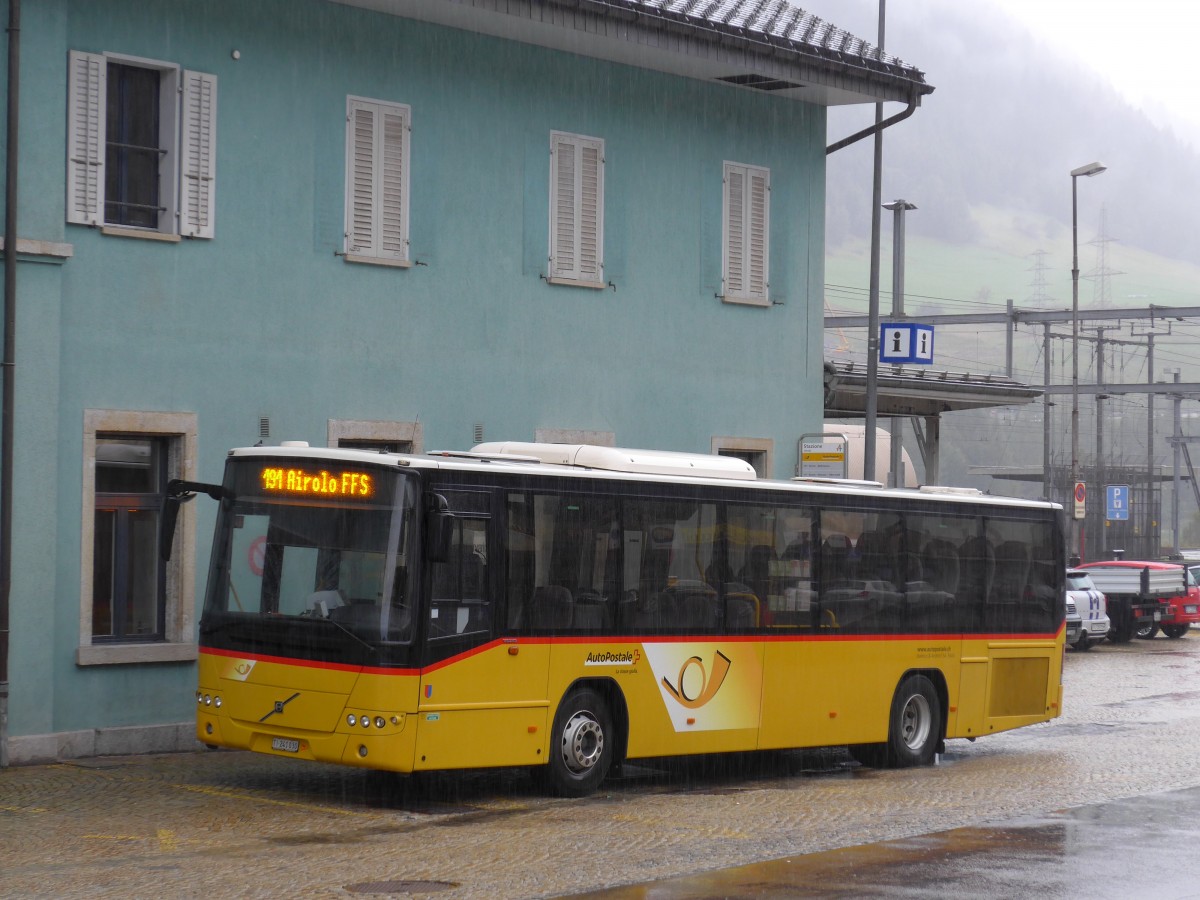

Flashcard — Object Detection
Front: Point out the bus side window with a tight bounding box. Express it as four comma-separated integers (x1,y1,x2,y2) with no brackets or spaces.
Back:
429,517,490,639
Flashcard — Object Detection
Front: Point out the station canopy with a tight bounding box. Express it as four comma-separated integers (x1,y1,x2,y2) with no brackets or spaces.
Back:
823,361,1041,418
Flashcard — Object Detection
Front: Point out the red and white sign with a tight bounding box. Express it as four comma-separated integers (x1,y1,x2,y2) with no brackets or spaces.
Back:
1074,482,1087,521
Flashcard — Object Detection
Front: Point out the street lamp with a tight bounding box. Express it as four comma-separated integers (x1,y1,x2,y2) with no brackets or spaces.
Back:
1070,161,1106,562
883,199,916,487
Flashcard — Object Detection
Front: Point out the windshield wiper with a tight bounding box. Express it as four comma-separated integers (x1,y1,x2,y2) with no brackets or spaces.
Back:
304,613,378,655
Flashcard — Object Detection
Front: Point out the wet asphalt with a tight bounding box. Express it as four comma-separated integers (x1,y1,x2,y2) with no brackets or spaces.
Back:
4,634,1200,898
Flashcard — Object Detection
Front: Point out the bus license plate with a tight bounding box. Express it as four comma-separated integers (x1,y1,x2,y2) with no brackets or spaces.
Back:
272,737,300,753
1185,605,1198,614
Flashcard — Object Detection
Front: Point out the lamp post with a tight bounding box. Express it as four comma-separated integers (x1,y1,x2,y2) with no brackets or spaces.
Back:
883,199,916,487
1070,161,1106,562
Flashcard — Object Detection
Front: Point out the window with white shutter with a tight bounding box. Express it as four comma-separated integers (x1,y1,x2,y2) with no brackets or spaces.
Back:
548,131,604,286
722,161,770,305
344,96,411,266
66,50,217,239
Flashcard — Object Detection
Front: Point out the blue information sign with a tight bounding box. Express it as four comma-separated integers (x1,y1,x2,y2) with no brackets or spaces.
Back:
1106,484,1130,521
879,323,935,365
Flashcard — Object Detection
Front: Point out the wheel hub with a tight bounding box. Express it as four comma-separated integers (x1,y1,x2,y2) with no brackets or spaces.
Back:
561,711,604,774
899,694,932,751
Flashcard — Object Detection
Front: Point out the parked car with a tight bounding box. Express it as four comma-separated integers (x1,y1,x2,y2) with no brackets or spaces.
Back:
1066,569,1110,650
1065,592,1082,648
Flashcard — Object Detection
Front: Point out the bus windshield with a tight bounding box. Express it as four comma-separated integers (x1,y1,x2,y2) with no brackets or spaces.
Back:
201,458,418,661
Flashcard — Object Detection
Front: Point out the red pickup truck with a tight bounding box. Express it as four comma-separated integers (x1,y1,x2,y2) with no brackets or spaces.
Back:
1076,560,1194,642
1148,564,1200,639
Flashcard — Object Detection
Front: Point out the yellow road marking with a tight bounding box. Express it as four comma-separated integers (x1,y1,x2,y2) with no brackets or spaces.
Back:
82,835,142,841
175,784,377,817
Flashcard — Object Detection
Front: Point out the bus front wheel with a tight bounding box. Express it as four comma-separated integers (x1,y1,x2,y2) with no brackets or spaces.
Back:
886,675,942,768
545,688,613,797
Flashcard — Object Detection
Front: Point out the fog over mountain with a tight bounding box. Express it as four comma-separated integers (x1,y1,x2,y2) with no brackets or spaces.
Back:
820,0,1200,268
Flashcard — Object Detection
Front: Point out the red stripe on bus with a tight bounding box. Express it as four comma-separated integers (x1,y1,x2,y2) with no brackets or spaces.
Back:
204,626,1061,676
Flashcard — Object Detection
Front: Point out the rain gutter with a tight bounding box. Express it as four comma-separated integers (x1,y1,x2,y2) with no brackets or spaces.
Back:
826,98,917,155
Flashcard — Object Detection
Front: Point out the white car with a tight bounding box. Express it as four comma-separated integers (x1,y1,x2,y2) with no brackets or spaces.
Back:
1066,569,1110,650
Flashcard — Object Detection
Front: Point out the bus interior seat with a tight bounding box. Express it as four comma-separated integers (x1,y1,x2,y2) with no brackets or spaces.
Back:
725,593,758,629
739,544,775,601
530,585,573,629
959,536,995,599
673,584,717,629
855,531,896,583
820,533,855,585
572,590,611,630
991,540,1031,603
921,539,960,595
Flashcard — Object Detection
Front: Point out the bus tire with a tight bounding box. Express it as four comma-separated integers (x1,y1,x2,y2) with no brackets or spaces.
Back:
1162,623,1190,639
545,688,613,797
1136,622,1160,640
885,675,942,768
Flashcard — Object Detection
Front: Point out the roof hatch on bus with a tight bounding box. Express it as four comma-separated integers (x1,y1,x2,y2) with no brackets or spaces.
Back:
471,442,757,480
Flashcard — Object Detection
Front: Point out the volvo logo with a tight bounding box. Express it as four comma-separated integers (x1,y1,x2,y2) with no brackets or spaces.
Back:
259,692,300,722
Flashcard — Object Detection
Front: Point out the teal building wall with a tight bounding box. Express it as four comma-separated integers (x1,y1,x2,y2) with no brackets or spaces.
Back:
0,0,828,750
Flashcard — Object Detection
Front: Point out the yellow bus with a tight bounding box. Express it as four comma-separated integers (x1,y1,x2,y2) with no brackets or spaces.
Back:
170,441,1065,796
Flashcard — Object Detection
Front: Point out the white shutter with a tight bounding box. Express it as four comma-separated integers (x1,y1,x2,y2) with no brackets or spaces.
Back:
66,51,105,226
579,142,603,282
346,101,377,255
549,132,604,284
378,106,409,259
723,166,744,297
345,97,409,261
746,168,769,300
723,162,769,303
180,70,218,239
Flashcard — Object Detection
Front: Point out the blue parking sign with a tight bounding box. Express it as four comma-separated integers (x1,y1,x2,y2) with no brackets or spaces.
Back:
1106,484,1130,521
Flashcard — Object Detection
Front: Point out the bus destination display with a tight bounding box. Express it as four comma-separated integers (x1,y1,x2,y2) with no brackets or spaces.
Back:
260,466,374,499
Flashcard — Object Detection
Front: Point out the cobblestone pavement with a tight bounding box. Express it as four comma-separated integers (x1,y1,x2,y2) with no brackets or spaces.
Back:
4,636,1200,898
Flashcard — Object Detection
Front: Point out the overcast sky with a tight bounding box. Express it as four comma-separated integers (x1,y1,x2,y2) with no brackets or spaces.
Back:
989,0,1200,149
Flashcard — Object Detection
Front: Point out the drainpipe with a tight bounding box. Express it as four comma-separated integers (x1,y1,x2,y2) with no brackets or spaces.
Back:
1,0,21,768
826,99,917,156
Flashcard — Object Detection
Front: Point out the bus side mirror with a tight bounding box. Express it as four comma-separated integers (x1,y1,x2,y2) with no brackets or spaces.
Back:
160,478,229,561
425,494,455,562
160,494,183,562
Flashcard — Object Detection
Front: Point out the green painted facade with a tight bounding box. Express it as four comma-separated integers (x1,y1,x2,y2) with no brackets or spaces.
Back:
0,0,829,753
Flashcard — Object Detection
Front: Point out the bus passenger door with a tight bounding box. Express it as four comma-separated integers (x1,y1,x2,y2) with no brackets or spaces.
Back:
415,509,550,771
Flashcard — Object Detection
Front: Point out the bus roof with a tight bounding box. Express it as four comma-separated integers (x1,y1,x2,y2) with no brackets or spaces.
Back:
227,442,1060,511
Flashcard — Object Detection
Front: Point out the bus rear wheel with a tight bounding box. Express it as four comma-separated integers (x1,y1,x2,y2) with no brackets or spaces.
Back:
1136,622,1160,640
545,688,613,797
849,676,942,769
1162,623,1190,639
886,675,942,768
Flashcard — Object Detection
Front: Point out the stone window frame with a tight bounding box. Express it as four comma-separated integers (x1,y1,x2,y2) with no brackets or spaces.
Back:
327,418,423,452
711,435,774,479
78,409,199,665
